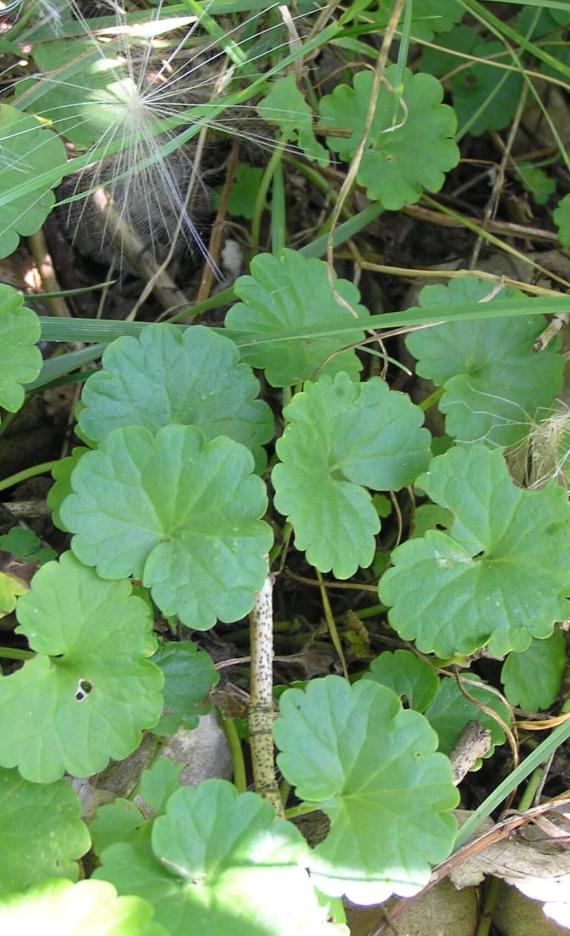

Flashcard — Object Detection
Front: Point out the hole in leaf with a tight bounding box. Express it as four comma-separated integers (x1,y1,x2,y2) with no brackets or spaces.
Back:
74,678,93,702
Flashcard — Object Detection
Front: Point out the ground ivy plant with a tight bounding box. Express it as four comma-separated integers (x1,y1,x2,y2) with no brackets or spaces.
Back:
1,2,570,930
1,246,569,930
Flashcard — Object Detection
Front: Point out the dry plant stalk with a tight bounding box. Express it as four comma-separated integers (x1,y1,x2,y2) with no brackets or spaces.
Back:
248,573,284,816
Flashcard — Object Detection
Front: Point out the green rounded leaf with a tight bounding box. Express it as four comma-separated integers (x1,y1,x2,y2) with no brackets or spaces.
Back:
151,642,219,735
61,425,273,629
274,676,457,903
47,447,90,532
517,163,556,205
0,768,90,895
318,67,459,209
450,41,523,136
0,879,165,936
0,284,42,416
405,279,563,447
363,649,438,713
0,105,67,258
501,631,567,711
225,250,370,387
554,194,570,248
138,758,184,815
258,76,329,164
273,372,431,578
0,572,27,617
0,552,163,782
26,40,129,148
420,24,476,77
78,325,274,470
96,779,344,935
216,163,264,220
91,800,147,857
0,527,56,565
424,676,511,757
411,504,453,539
380,445,570,658
378,0,463,41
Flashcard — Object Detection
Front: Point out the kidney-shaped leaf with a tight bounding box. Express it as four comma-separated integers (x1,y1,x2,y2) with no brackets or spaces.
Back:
258,76,329,164
405,279,563,446
48,447,90,531
151,641,219,735
0,104,67,258
0,284,42,416
61,425,273,629
0,571,27,617
27,40,130,148
363,649,438,713
0,879,165,936
424,676,511,757
0,768,90,896
450,40,523,136
0,552,163,783
225,250,370,387
554,194,570,248
501,630,567,711
380,445,570,658
379,0,463,41
274,676,457,904
273,372,431,578
78,325,274,470
95,780,345,936
318,67,459,209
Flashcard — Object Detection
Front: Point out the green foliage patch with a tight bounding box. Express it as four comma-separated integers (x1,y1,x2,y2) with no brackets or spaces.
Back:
1,2,570,931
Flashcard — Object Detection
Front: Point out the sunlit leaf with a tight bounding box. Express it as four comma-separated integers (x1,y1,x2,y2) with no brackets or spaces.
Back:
0,106,67,258
95,779,345,935
226,250,370,387
380,445,570,657
258,76,329,164
273,372,431,577
61,425,273,630
0,879,165,935
275,676,457,903
0,768,90,895
0,552,163,782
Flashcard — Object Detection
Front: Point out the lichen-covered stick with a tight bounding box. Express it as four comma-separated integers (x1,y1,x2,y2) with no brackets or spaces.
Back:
248,572,284,817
